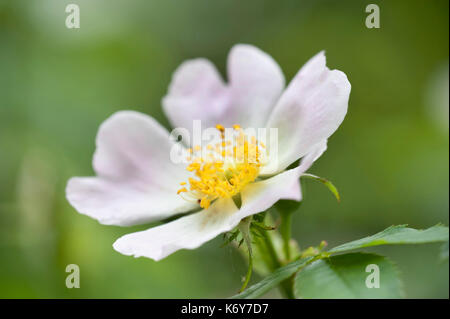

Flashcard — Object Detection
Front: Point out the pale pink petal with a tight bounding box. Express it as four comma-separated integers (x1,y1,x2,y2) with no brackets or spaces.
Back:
297,140,328,173
113,198,239,260
237,165,304,219
113,166,304,260
66,177,195,226
162,58,229,134
162,44,285,134
225,44,285,128
266,51,351,172
66,111,196,226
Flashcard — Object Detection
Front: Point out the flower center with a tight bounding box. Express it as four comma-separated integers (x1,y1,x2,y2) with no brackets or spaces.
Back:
177,124,265,209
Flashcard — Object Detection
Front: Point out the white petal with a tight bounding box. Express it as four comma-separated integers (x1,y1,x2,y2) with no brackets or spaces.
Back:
162,45,285,134
237,165,304,219
113,166,305,260
66,177,195,226
266,51,351,172
113,198,239,261
225,44,285,128
162,58,229,134
66,111,196,226
297,139,328,173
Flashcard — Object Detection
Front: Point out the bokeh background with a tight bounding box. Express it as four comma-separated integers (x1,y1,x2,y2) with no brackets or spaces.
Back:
0,0,448,298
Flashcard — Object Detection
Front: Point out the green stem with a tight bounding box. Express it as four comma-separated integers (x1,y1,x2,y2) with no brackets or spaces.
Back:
239,245,253,292
238,217,253,292
280,210,294,262
260,229,295,299
260,229,281,269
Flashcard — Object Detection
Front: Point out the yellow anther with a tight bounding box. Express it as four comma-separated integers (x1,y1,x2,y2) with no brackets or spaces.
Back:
187,163,201,171
215,124,225,132
177,124,263,209
200,198,211,209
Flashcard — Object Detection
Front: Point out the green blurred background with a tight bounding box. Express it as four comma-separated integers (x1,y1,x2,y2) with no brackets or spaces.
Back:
0,0,448,298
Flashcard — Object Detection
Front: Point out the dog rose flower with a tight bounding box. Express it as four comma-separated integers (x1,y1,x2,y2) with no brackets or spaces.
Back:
66,44,350,261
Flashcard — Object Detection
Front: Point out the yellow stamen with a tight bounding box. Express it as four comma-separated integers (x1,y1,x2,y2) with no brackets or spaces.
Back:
177,124,265,209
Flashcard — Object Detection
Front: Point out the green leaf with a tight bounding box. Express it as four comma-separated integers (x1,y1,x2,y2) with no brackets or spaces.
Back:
230,257,314,299
330,224,449,253
294,253,403,298
231,225,448,299
301,173,340,202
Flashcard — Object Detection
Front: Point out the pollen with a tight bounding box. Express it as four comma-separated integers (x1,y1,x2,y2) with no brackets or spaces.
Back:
177,124,265,209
